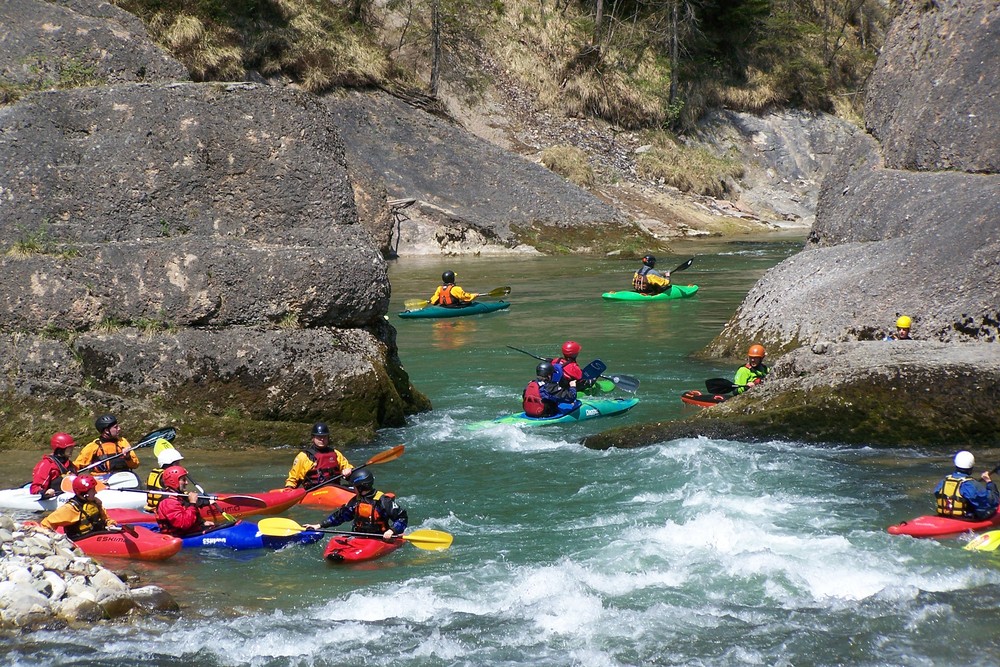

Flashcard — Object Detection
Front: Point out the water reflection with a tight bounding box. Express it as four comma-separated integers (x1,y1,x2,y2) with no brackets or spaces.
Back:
430,318,478,350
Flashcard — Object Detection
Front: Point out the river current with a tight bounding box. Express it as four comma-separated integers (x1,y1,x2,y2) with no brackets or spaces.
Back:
4,235,1000,666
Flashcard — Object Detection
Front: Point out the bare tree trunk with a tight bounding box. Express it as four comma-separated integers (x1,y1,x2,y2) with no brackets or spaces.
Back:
594,0,604,46
430,0,441,96
669,0,679,106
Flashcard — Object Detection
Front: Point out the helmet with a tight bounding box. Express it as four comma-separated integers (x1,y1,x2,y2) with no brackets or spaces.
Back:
157,448,184,467
748,344,766,358
536,362,555,378
442,270,456,283
50,433,76,451
94,414,117,432
161,466,189,490
350,469,374,490
561,341,581,358
72,475,98,495
896,315,912,329
954,451,975,471
641,255,656,267
311,422,330,437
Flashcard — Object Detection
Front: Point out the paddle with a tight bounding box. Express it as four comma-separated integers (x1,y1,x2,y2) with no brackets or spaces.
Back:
705,378,740,394
306,444,406,493
75,426,177,475
59,471,142,494
965,530,1000,552
506,346,641,394
113,487,268,508
404,286,511,311
257,517,453,551
670,257,695,274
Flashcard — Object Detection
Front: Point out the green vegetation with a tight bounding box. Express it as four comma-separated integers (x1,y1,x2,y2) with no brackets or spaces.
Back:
7,222,80,259
636,131,745,197
540,145,595,188
0,53,102,105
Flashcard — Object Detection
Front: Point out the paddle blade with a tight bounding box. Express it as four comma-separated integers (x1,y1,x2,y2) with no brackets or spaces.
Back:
404,299,430,311
671,257,695,273
581,359,608,381
705,378,738,394
606,374,640,394
137,427,177,448
403,529,453,551
965,530,1000,552
59,475,108,494
215,494,269,509
257,517,307,537
485,286,511,298
366,444,406,466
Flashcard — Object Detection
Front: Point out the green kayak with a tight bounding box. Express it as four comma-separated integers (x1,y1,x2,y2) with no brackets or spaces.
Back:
398,301,511,319
601,285,699,301
468,397,639,430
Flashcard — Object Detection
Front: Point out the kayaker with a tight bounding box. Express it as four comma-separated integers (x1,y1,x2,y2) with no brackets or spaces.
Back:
41,475,121,537
30,433,79,499
429,270,478,307
154,466,215,536
74,414,140,474
733,344,768,394
550,340,594,391
883,315,913,341
523,361,578,417
632,254,671,295
933,451,999,521
304,469,407,540
284,422,354,490
145,443,187,512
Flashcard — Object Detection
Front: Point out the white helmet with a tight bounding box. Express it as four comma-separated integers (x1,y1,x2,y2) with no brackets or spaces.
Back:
954,450,975,470
157,448,185,467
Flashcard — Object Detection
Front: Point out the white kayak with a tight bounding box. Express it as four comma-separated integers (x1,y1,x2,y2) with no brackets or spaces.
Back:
0,472,147,512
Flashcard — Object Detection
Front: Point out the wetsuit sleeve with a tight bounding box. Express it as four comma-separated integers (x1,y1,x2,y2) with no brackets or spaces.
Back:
734,366,754,394
381,497,408,534
155,496,202,533
30,458,59,494
41,503,81,530
119,438,140,469
335,450,353,472
646,272,670,288
430,286,444,304
319,500,356,528
73,443,99,468
284,452,313,488
962,479,1000,519
451,286,478,302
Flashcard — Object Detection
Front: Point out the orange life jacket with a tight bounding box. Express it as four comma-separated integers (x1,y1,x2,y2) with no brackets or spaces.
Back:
353,491,392,534
438,285,458,306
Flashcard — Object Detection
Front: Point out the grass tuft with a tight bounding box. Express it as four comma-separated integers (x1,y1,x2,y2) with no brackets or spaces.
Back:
540,145,595,188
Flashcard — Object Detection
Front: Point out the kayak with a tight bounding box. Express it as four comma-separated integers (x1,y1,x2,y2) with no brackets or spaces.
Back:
601,285,699,301
269,484,356,510
469,397,640,430
398,301,510,319
887,513,1000,538
323,534,404,562
0,484,149,512
680,390,729,407
135,521,324,550
68,526,183,561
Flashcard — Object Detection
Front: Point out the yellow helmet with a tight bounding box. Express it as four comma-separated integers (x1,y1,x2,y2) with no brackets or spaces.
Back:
896,315,912,329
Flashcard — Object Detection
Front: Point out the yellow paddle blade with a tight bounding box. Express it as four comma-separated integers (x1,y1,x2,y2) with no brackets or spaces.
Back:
257,517,307,537
965,530,1000,552
403,529,453,551
404,299,430,311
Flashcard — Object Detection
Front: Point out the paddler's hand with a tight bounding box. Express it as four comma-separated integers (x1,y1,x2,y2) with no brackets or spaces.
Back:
187,491,200,504
341,467,354,478
383,530,395,540
42,489,57,499
303,523,320,531
106,524,123,532
982,471,992,483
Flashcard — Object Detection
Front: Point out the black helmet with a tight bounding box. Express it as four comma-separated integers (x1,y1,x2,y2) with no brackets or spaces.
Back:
536,362,554,378
94,414,117,432
350,469,374,490
442,270,456,283
311,422,330,437
641,254,656,267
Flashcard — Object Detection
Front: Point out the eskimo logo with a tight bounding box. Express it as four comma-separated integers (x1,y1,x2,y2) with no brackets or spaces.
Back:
585,408,599,417
202,538,228,545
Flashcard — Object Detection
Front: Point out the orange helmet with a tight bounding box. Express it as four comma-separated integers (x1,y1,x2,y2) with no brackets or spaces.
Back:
50,432,76,451
561,341,581,358
748,344,766,358
161,466,189,491
72,475,98,495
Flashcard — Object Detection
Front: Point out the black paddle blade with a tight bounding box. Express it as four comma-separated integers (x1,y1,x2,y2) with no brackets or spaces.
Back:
137,427,177,447
671,257,694,273
607,374,640,393
705,378,738,394
582,359,607,381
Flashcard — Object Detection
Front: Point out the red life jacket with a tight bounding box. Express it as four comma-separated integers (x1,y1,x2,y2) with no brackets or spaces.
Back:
304,447,343,486
523,380,545,417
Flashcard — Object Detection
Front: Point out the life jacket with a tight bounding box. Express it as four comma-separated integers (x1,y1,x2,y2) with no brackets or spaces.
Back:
523,380,545,417
64,495,107,538
353,491,392,534
88,439,130,473
304,446,343,486
438,284,458,306
633,266,654,293
46,454,76,476
935,474,974,518
145,468,167,512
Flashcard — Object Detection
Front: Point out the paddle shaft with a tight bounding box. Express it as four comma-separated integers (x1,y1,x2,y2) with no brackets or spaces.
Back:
306,444,405,492
76,427,175,474
115,487,260,504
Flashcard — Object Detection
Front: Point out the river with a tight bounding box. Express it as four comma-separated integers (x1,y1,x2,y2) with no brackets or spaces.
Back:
4,234,1000,666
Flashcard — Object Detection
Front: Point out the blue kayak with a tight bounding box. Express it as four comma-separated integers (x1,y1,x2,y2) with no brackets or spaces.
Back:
137,521,323,550
469,397,640,430
398,301,510,319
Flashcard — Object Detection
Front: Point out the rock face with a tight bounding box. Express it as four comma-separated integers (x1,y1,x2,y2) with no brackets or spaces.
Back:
0,80,428,442
325,90,638,255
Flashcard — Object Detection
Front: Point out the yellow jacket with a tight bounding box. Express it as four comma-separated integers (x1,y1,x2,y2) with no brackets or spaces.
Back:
42,497,116,534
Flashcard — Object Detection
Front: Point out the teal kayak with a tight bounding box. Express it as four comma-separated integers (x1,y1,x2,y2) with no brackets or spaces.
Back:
601,285,699,301
398,301,511,319
468,397,639,430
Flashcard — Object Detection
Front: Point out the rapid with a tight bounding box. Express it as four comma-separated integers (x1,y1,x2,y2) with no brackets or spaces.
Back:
4,236,1000,666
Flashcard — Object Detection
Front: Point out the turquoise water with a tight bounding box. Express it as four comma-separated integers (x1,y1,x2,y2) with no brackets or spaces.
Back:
4,236,1000,666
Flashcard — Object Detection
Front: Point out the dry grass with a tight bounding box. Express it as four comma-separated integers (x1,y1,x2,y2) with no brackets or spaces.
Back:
636,132,744,198
540,145,595,188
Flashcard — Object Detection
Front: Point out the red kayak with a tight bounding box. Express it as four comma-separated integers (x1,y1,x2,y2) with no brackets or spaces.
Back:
680,390,728,407
887,513,1000,538
323,534,403,562
69,527,182,561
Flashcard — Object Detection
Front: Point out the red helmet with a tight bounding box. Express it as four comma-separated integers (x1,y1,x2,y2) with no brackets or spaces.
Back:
72,475,98,495
50,432,76,451
561,341,581,358
161,466,189,491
